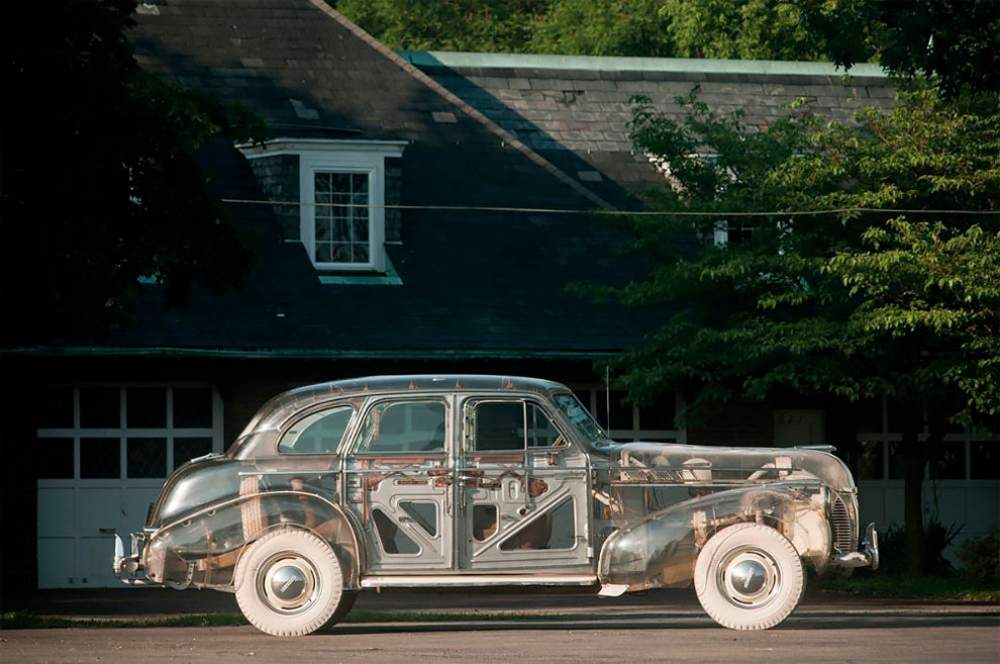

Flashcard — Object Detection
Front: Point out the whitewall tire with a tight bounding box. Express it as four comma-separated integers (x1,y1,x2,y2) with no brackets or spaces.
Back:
694,522,804,630
235,528,350,637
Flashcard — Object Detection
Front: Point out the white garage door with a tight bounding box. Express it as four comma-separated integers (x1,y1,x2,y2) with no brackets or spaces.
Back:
36,385,223,588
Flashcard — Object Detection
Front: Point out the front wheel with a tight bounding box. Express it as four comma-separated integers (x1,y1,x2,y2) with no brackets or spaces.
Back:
234,528,351,636
694,522,804,630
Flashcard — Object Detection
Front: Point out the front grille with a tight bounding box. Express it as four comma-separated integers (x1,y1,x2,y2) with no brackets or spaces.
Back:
830,494,857,553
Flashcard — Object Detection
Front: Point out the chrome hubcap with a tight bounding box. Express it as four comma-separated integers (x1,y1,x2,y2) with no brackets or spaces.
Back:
719,548,780,609
258,554,318,613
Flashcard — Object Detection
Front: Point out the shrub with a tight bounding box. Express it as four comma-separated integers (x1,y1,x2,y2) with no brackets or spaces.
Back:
956,530,1000,579
875,519,962,576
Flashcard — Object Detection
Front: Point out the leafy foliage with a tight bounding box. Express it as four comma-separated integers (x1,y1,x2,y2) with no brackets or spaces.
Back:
663,0,823,61
955,529,1000,579
0,0,265,344
334,0,549,53
802,0,1000,95
605,88,999,427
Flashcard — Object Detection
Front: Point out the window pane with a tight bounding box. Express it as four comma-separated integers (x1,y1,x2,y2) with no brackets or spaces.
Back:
127,388,166,428
359,401,446,453
37,437,74,479
930,441,965,480
172,388,213,428
315,242,333,263
314,172,330,193
279,407,352,455
80,437,120,479
500,498,575,550
372,508,419,554
351,173,368,193
527,404,562,448
888,441,928,480
400,501,437,537
127,437,167,479
595,390,631,431
315,219,331,241
332,244,350,263
472,504,497,541
352,217,368,242
854,440,884,480
330,172,351,192
352,243,369,263
333,218,349,241
638,393,676,431
39,387,74,428
970,442,1000,479
174,437,213,469
474,402,524,451
80,387,120,428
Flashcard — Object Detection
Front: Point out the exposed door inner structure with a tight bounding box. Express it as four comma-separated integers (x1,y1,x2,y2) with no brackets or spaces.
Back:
457,396,591,571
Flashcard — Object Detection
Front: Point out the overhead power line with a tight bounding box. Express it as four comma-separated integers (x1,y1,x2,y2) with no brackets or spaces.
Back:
218,198,1000,218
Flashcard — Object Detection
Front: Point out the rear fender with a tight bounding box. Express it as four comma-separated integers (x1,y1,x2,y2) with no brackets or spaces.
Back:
597,484,831,592
145,490,365,591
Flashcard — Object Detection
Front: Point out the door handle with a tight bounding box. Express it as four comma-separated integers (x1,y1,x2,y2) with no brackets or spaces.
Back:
98,528,117,535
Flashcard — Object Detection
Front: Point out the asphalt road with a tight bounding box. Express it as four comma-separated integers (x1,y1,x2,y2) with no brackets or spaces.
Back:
3,612,999,663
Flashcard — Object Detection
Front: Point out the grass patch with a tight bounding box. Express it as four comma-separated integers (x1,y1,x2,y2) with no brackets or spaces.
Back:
818,575,1000,602
0,609,542,630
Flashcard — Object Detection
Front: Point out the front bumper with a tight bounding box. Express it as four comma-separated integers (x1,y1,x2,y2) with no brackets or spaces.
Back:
112,531,156,585
830,522,880,570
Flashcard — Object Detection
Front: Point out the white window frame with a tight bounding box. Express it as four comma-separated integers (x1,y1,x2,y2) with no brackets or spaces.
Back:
239,139,406,273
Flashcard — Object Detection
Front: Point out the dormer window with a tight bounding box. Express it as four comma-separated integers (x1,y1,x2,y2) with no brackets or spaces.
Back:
240,138,406,273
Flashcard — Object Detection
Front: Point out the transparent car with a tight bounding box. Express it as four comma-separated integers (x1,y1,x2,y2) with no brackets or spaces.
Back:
114,375,878,635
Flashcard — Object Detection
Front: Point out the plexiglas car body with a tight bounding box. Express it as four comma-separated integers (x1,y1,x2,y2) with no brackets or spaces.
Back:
115,375,878,634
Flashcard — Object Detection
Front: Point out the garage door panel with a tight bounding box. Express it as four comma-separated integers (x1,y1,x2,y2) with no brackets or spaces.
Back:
123,487,162,533
37,488,76,537
38,538,76,589
76,488,122,535
78,536,117,587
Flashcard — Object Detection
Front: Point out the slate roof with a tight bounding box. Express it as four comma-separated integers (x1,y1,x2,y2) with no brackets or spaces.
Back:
404,51,895,200
17,0,897,358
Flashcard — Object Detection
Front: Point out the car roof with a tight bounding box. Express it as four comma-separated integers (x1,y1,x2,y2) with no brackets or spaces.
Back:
240,375,570,437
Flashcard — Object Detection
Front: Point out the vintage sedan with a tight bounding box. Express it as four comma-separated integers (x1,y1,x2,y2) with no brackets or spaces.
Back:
114,375,878,635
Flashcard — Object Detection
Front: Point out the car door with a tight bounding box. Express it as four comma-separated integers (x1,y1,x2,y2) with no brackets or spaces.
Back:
343,395,454,571
457,395,592,571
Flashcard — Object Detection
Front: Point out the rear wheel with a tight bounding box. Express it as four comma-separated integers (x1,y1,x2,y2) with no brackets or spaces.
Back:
235,528,352,636
694,522,804,630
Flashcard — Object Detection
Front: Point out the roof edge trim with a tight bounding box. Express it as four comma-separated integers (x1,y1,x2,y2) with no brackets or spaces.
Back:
238,138,408,159
399,50,889,79
2,346,616,360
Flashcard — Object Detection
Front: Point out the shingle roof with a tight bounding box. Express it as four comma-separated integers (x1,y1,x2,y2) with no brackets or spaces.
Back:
61,0,653,357
19,0,897,358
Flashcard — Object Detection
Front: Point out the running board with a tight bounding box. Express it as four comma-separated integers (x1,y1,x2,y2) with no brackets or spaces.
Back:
360,574,597,589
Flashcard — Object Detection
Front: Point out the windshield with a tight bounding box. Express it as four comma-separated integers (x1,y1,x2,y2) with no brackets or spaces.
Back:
553,392,608,447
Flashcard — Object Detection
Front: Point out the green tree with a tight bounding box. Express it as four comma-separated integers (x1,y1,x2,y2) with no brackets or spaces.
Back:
802,0,1000,95
529,0,674,57
601,88,999,574
334,0,549,53
664,0,823,60
0,0,264,344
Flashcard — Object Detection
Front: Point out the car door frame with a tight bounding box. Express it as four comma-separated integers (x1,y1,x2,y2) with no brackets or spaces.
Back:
342,393,456,572
455,392,593,572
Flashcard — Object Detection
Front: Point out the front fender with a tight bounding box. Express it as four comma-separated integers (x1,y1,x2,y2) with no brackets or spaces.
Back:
597,484,831,592
144,490,364,591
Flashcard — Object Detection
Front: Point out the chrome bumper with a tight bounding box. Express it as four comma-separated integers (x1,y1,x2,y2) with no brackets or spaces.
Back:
831,522,880,570
112,531,156,585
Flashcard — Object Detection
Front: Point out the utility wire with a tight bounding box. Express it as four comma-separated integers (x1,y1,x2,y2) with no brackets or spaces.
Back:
218,198,1000,217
